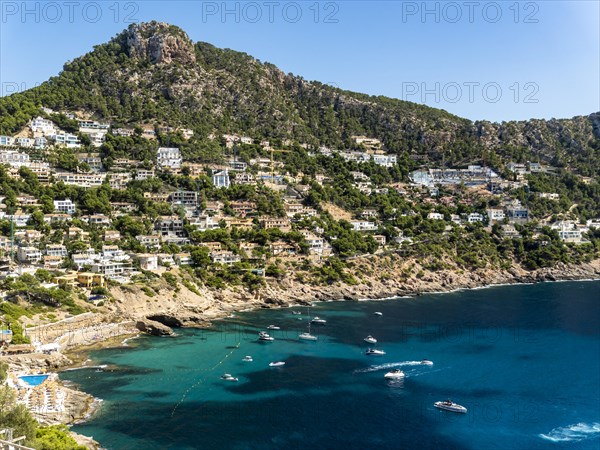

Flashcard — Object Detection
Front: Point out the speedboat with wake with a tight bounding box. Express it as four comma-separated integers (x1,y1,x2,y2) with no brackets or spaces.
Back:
384,369,405,379
365,348,386,356
258,331,274,341
220,373,239,382
420,359,433,366
269,361,285,367
434,400,467,414
242,356,253,362
364,335,377,344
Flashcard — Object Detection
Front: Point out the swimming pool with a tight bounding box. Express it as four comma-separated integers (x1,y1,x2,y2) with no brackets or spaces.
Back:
19,374,49,387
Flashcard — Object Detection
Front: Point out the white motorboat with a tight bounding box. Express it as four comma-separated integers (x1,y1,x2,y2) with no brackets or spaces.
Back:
258,331,274,341
420,359,434,366
267,325,280,330
365,348,386,356
292,311,301,315
220,373,239,382
364,335,377,344
434,400,467,414
311,316,327,324
373,312,383,316
299,332,318,341
242,356,253,362
384,369,405,379
269,361,285,367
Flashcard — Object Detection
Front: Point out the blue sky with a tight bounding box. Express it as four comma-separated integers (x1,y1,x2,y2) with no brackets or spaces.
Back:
1,1,598,122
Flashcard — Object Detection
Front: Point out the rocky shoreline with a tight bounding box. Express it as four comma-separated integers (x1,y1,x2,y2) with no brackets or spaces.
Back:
110,256,600,334
5,257,599,449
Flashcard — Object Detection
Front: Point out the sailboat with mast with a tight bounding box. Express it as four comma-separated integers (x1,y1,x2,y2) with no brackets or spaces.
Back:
299,307,318,341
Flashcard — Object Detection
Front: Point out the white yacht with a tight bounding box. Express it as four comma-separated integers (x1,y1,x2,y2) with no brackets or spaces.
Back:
269,361,285,367
258,331,274,341
365,348,386,356
373,312,383,316
267,325,280,330
420,359,434,366
364,335,377,344
242,356,253,362
434,400,467,414
311,316,327,324
384,369,405,379
220,374,239,382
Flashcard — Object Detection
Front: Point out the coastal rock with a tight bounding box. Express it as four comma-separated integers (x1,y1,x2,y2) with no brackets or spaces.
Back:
135,319,174,336
147,314,184,328
5,352,72,372
70,432,101,450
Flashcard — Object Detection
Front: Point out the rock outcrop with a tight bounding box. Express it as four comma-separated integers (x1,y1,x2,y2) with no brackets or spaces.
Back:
124,21,196,65
147,314,184,328
5,352,72,372
135,319,174,336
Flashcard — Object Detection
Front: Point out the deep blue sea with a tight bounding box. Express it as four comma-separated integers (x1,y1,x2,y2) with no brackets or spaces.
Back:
60,281,600,450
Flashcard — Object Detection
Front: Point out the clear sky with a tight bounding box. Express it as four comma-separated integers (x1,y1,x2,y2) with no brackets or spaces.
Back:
0,1,598,122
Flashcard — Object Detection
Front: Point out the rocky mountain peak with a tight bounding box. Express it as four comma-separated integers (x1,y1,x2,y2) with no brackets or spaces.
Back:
123,21,196,65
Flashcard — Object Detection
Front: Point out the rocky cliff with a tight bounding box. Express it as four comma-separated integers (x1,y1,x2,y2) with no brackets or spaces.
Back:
124,21,196,65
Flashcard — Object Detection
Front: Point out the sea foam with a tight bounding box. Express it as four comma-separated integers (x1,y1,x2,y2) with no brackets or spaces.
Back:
539,422,600,442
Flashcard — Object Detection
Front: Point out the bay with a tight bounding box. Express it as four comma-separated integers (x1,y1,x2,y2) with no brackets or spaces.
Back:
61,281,600,449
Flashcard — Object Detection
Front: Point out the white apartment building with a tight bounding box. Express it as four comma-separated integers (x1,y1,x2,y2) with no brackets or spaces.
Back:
210,251,241,265
17,246,42,264
30,117,56,134
135,254,158,271
34,137,48,149
72,252,98,269
54,199,76,214
108,172,132,190
468,213,484,223
551,221,587,243
45,244,68,257
54,172,106,187
351,221,378,231
0,150,30,168
50,132,81,148
91,260,126,277
157,147,182,170
213,170,230,189
15,137,34,148
188,215,219,231
427,212,444,220
372,154,397,167
136,235,161,248
487,209,506,222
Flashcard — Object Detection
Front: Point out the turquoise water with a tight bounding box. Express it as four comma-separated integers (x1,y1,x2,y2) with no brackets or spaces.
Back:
19,374,49,386
61,281,600,449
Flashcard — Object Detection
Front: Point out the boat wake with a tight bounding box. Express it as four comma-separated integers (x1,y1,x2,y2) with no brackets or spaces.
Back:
354,361,426,373
539,422,600,443
62,364,107,372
